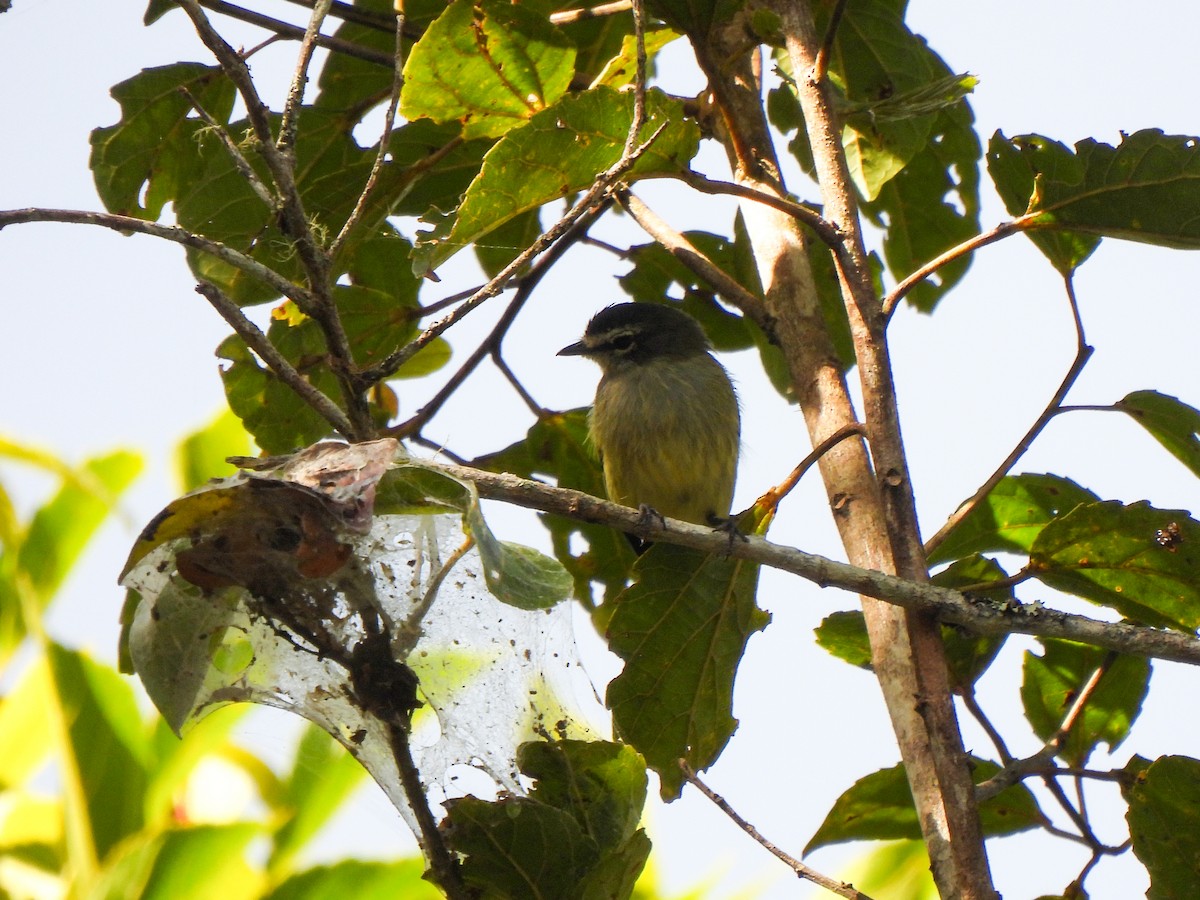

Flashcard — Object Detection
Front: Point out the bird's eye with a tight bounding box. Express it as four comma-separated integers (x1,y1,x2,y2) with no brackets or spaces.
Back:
610,334,635,352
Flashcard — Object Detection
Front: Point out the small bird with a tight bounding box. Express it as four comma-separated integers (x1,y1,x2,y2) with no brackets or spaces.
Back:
558,303,741,534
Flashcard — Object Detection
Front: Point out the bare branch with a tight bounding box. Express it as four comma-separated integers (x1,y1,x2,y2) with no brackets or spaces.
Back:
196,0,394,67
975,653,1116,802
680,762,876,900
423,460,1200,666
882,217,1037,319
0,207,315,309
550,1,633,25
617,189,770,328
331,10,406,258
180,0,369,435
925,273,1092,556
812,0,849,83
368,122,668,379
278,0,333,153
390,202,609,437
179,86,276,209
195,281,355,438
680,169,845,255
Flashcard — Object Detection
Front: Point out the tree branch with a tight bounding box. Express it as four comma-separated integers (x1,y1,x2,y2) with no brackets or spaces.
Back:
0,207,315,308
195,281,355,438
616,189,771,329
330,9,406,259
882,217,1037,319
775,4,995,895
179,0,371,437
195,0,395,67
419,461,1200,665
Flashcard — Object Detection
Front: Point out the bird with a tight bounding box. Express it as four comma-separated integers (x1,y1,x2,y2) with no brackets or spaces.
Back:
558,302,740,540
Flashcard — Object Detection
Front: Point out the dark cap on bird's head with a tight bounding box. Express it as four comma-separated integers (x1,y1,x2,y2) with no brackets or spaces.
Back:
557,302,712,364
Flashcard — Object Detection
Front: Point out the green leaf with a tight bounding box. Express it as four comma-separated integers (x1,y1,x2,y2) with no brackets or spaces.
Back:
590,27,681,89
1124,755,1200,900
90,63,235,220
444,740,649,900
465,488,574,610
176,410,252,492
816,556,1006,690
1030,501,1200,630
928,474,1100,565
516,740,648,852
822,0,950,200
94,824,263,900
990,131,1200,270
606,542,768,799
645,0,741,41
0,659,55,789
265,859,440,900
401,0,576,140
414,86,700,276
987,132,1102,273
17,449,143,603
1115,390,1200,479
1021,639,1150,767
474,411,636,608
46,643,150,860
218,335,335,455
269,724,366,872
447,795,598,898
862,93,981,312
372,120,493,220
814,610,874,670
805,757,1043,853
930,555,1009,690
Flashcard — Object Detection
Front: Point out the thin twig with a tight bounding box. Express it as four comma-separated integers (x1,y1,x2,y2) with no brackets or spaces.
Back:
925,273,1093,556
812,0,849,83
626,0,647,155
195,281,355,438
278,0,333,153
389,202,609,437
757,424,866,514
422,460,1200,665
679,169,844,254
331,9,406,258
960,689,1014,764
0,208,315,308
179,86,276,208
680,763,876,900
976,652,1116,802
882,216,1037,319
368,120,668,379
195,0,395,67
550,0,633,25
492,353,546,418
617,190,771,330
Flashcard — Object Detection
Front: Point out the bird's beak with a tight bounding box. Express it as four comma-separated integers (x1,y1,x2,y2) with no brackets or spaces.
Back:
557,340,588,357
